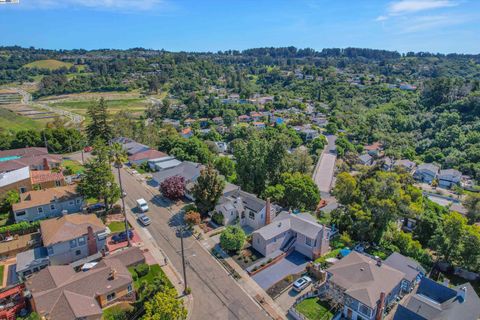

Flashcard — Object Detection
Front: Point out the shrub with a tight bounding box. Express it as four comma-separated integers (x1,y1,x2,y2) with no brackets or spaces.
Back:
184,210,201,226
212,211,224,225
219,225,246,252
135,263,150,277
183,204,198,212
0,221,40,236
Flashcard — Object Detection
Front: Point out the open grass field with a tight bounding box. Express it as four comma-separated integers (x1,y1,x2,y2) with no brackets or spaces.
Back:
0,107,45,131
46,94,149,117
23,59,73,70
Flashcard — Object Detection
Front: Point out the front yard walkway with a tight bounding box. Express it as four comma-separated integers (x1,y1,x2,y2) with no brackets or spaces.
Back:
251,251,310,290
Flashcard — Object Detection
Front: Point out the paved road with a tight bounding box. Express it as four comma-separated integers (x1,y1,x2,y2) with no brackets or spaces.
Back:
118,169,270,320
313,135,337,195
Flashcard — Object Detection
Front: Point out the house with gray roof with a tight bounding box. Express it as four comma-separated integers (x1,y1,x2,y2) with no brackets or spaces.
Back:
384,252,425,293
153,161,203,200
414,163,440,184
393,277,480,320
252,212,330,260
358,153,374,166
394,159,417,173
438,169,462,189
215,183,277,232
324,251,404,320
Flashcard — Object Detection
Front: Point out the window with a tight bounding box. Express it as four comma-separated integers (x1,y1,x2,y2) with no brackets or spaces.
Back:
106,292,116,302
305,237,313,247
127,284,133,293
76,199,81,204
19,187,27,193
358,304,371,317
16,211,26,217
75,250,81,256
69,239,77,248
50,204,55,210
55,180,62,187
69,200,74,205
37,207,43,214
78,236,86,246
47,246,54,255
248,211,255,219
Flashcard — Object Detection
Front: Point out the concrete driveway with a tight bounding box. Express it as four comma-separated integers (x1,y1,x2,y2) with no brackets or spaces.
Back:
275,284,313,312
252,251,310,290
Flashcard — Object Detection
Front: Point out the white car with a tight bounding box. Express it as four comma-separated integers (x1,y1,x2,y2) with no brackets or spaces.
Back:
136,198,149,212
293,276,312,292
137,214,151,226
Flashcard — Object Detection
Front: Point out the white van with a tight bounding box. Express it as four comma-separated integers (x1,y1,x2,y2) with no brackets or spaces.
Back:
136,198,149,212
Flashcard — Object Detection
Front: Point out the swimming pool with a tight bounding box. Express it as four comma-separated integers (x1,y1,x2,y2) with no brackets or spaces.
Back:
0,156,22,162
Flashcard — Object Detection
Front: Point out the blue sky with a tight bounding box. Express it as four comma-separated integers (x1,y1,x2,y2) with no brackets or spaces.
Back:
0,0,479,53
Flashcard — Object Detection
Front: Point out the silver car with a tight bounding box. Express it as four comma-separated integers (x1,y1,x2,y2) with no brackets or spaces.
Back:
138,214,151,226
293,276,312,292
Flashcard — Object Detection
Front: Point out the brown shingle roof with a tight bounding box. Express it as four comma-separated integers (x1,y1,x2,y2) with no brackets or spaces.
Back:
326,251,405,308
40,213,105,246
27,257,131,319
104,247,145,267
30,170,65,184
128,149,167,162
12,185,79,211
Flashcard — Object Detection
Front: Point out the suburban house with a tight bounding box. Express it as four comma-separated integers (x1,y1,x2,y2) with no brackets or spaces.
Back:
393,159,417,173
153,161,203,199
381,157,393,171
181,127,193,139
112,137,149,156
0,167,66,198
250,112,263,122
0,147,62,172
301,128,320,141
438,169,462,189
212,116,223,125
30,170,66,190
16,213,109,278
364,142,383,157
384,252,425,293
238,115,251,122
147,156,181,172
215,183,277,231
213,142,228,154
252,122,266,129
252,212,330,260
393,278,480,320
0,166,32,197
25,247,145,320
127,149,167,166
358,154,374,166
414,163,440,184
184,118,195,127
324,251,404,320
12,185,83,223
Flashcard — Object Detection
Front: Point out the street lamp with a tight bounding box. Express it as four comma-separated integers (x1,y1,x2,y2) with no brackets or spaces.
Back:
178,225,189,295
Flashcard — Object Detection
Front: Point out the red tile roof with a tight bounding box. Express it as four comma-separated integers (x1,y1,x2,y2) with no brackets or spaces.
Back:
30,170,64,184
128,149,167,161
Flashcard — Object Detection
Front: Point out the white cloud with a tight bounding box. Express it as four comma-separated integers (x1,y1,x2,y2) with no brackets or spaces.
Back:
400,14,464,32
377,0,457,21
19,0,166,11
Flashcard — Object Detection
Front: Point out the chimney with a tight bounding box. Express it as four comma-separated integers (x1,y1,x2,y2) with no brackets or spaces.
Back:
87,226,98,256
108,269,117,280
43,158,50,170
375,292,386,320
457,286,467,303
265,198,271,225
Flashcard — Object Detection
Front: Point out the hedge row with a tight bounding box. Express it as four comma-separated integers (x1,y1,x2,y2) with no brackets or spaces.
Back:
0,221,40,236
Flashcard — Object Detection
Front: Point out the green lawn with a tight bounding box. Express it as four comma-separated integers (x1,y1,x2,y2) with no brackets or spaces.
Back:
0,265,4,288
295,297,335,320
129,264,172,290
315,248,341,264
102,302,133,320
61,159,85,174
50,98,147,116
107,221,130,233
0,108,44,131
23,59,73,70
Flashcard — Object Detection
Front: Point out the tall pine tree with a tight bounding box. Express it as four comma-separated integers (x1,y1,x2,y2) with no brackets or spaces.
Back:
86,98,112,143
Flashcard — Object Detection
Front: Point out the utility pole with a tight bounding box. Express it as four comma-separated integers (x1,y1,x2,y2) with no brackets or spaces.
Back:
43,132,48,151
180,225,188,294
116,164,130,247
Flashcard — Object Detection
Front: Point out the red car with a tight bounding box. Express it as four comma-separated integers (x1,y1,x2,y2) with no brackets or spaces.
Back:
84,146,93,152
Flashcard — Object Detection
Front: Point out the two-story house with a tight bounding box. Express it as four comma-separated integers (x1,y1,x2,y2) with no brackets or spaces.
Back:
414,163,440,184
0,166,32,197
438,169,462,189
324,251,404,320
384,252,425,293
252,212,330,260
215,184,277,231
12,185,83,223
25,247,145,320
16,213,109,278
0,147,62,172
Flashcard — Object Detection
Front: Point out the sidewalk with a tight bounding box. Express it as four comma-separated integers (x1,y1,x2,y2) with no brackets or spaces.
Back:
202,235,286,320
123,206,194,319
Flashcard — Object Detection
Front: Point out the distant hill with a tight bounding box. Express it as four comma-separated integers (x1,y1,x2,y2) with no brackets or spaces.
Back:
23,59,73,70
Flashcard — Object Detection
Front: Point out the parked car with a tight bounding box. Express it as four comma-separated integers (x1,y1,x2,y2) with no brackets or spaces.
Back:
111,230,134,243
87,203,106,213
136,198,149,212
138,214,151,226
293,276,312,292
84,146,93,152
